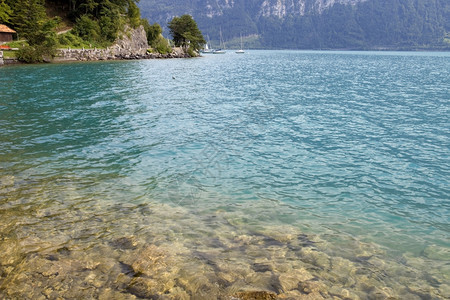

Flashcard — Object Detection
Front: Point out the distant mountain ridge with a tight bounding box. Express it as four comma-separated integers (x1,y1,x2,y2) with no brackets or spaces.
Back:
139,0,366,23
139,0,449,50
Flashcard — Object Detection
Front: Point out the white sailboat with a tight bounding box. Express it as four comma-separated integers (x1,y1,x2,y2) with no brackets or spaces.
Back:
201,35,213,54
213,29,226,54
236,34,245,54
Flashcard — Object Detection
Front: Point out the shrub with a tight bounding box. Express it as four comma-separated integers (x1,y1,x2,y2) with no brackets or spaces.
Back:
152,35,171,54
17,45,55,63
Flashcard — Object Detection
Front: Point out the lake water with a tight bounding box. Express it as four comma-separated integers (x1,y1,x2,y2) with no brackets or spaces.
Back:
0,51,449,299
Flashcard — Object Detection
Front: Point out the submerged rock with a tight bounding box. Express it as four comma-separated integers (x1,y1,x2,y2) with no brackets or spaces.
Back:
129,245,168,276
298,280,328,296
109,236,138,250
127,277,160,298
299,247,330,269
233,290,277,300
329,285,360,300
278,268,314,292
422,245,450,261
439,284,450,299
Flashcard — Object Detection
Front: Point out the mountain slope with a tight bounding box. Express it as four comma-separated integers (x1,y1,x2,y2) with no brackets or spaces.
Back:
139,0,449,50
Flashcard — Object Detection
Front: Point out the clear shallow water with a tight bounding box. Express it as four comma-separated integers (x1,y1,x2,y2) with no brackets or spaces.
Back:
0,51,449,299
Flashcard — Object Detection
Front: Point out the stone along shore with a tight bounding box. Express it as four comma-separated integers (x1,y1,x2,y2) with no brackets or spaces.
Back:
1,25,194,65
54,47,190,62
54,25,193,62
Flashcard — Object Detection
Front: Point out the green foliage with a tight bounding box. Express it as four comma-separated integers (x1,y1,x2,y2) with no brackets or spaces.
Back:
73,14,101,42
12,0,47,43
17,45,40,62
168,14,205,52
67,0,147,46
72,4,125,45
57,32,92,48
142,19,162,45
10,0,59,62
2,49,16,58
0,0,12,23
127,0,141,28
5,40,28,48
186,46,195,57
6,0,161,60
17,43,56,63
152,34,171,54
99,8,122,42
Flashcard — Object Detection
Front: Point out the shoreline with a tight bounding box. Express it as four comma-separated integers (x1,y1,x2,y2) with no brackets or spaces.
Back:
0,48,195,67
3,47,449,66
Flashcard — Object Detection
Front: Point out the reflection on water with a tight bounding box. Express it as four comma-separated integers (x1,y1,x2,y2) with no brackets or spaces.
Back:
1,51,449,298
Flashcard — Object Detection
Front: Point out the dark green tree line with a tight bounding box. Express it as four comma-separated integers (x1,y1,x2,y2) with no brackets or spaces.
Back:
2,0,151,62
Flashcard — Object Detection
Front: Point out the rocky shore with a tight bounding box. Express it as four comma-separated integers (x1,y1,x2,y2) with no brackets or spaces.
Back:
54,25,193,62
1,25,195,66
53,47,191,62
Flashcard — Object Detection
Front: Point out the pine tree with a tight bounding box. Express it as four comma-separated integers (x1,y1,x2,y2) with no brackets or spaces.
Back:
0,0,12,24
13,0,59,62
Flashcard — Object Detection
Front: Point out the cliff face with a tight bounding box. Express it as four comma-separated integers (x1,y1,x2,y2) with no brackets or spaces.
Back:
258,0,366,17
112,25,149,57
139,0,366,20
199,0,366,18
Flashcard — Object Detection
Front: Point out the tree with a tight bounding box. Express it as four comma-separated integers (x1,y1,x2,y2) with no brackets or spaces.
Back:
0,0,12,24
168,14,205,53
127,0,140,28
142,19,162,45
12,0,59,62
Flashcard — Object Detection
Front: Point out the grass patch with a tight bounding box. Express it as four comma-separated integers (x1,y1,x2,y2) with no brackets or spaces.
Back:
5,40,29,48
2,50,17,59
5,32,109,51
57,32,108,49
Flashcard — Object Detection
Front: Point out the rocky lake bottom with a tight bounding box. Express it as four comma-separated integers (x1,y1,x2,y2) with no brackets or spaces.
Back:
0,176,448,299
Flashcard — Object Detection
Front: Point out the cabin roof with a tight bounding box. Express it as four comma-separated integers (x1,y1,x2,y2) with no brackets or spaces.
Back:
0,24,16,34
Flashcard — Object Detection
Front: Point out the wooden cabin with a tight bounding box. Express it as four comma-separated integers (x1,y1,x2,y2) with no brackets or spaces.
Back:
0,24,16,43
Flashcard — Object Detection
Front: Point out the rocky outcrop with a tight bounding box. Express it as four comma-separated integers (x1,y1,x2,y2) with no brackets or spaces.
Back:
54,25,194,62
55,25,189,62
111,25,148,57
55,25,148,61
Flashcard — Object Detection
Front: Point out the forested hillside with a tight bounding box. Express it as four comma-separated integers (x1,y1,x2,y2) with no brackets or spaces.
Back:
139,0,450,50
1,0,143,46
0,0,168,61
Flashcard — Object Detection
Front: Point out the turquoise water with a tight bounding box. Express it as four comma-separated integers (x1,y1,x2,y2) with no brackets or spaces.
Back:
0,51,449,299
